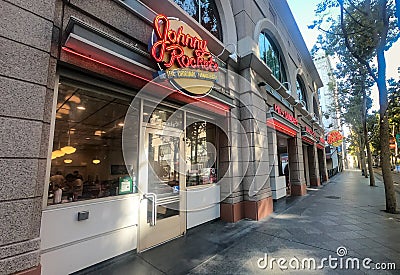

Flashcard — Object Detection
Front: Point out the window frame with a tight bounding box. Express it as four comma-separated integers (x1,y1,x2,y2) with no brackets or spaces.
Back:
258,31,288,84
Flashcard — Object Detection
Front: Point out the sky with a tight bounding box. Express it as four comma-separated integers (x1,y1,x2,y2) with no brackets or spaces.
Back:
286,0,400,111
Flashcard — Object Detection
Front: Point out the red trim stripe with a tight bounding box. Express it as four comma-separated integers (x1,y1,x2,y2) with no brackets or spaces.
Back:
267,118,297,137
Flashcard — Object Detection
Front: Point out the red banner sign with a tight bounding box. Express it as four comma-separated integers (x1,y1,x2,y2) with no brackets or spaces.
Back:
273,104,298,125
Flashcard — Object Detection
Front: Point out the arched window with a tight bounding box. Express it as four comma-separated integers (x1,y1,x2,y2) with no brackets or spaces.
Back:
296,76,308,110
173,0,223,40
313,97,320,119
258,31,287,84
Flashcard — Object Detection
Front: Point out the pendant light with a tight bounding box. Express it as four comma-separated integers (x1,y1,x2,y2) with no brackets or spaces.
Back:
92,158,101,164
61,126,76,154
64,159,73,164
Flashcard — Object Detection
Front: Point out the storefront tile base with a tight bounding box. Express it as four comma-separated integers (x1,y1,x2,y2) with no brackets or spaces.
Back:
15,265,41,275
291,183,307,196
310,177,321,187
243,197,273,221
221,197,273,222
220,202,244,223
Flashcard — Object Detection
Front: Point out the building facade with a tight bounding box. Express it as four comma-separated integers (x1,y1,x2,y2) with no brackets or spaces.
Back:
314,52,344,174
0,0,328,274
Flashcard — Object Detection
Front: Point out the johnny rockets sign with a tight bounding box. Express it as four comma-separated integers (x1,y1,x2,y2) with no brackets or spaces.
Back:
150,14,219,97
327,130,343,147
273,104,298,125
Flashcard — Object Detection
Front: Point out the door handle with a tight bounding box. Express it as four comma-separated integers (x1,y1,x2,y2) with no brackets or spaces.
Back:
143,193,157,226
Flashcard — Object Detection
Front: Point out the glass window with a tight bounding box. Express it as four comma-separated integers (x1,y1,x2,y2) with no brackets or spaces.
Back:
48,83,139,206
185,115,217,186
143,103,183,130
313,97,320,119
258,31,287,84
173,0,223,41
296,76,308,110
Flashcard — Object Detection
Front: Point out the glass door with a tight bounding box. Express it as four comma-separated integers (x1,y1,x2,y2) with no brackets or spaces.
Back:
138,126,186,252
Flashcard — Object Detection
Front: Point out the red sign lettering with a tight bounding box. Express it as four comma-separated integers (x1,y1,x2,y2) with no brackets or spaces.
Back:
151,14,218,72
273,104,298,125
327,130,343,146
305,126,316,137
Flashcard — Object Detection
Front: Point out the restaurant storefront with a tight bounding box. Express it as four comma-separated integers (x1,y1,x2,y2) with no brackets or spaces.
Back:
0,1,328,274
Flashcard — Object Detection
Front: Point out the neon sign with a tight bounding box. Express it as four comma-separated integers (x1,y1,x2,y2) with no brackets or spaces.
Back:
327,130,343,147
305,126,316,137
151,14,218,72
273,104,298,125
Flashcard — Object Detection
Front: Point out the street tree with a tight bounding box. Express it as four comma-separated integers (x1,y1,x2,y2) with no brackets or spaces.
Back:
311,0,399,213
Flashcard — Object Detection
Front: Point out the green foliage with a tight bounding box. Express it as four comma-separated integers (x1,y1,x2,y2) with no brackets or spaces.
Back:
311,0,400,156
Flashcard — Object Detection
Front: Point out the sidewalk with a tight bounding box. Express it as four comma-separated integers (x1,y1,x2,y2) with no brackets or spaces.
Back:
77,170,400,274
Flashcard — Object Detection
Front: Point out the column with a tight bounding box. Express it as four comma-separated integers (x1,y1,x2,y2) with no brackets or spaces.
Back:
0,1,57,274
308,144,321,186
220,106,245,222
287,134,307,196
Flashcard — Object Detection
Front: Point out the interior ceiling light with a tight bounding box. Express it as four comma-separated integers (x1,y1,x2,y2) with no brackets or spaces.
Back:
92,159,101,164
64,159,73,164
61,127,77,154
51,152,57,159
94,130,102,136
66,94,81,104
118,122,124,127
61,146,76,154
57,103,70,115
53,149,65,158
77,106,86,110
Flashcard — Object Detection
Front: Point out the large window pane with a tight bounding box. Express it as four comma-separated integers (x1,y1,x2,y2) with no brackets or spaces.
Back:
173,0,223,41
185,116,217,186
259,32,287,84
48,83,139,205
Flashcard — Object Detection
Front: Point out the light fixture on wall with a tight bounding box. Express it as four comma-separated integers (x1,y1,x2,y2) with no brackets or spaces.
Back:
61,127,77,154
64,159,73,164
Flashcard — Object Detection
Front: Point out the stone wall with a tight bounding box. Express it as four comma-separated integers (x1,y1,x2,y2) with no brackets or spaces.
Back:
0,0,57,273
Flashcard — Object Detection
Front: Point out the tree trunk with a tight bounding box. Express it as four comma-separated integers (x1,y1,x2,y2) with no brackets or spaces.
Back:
359,136,368,177
362,87,375,186
377,48,397,213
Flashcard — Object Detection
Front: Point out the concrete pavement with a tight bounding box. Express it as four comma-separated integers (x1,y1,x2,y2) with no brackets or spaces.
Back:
75,170,400,274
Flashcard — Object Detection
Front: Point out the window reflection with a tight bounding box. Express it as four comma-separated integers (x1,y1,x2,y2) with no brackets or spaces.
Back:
173,0,223,40
186,117,217,186
259,31,287,85
48,83,139,205
296,75,308,110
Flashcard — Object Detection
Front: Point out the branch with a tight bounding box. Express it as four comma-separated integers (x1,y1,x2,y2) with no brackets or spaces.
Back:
318,26,370,36
346,0,368,16
342,4,367,28
338,0,378,82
